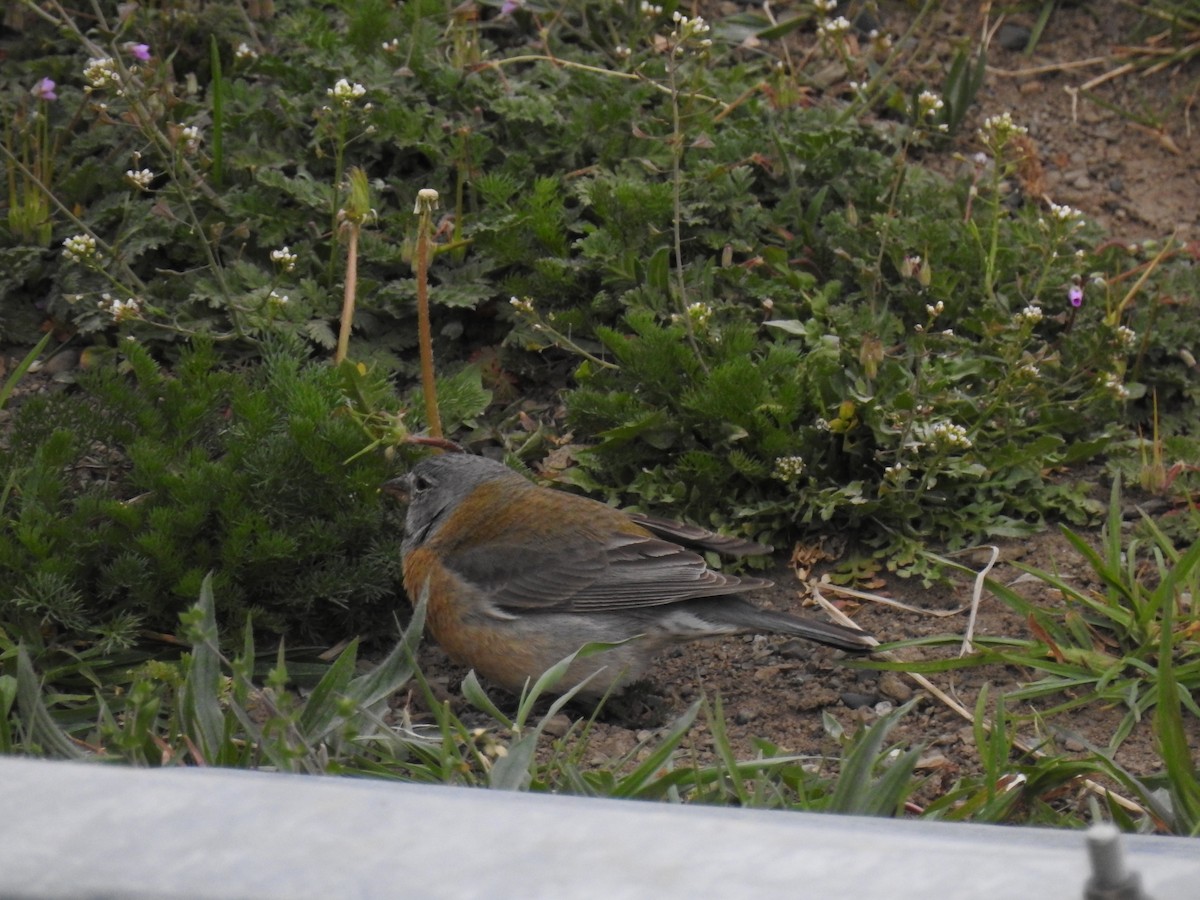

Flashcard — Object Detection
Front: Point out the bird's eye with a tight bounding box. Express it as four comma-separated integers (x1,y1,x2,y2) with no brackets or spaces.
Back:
411,473,433,492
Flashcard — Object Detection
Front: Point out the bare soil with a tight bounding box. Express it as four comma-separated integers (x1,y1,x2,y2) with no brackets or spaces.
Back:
400,2,1200,814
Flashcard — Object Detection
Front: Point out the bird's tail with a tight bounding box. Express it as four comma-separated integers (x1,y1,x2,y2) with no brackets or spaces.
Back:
686,596,876,653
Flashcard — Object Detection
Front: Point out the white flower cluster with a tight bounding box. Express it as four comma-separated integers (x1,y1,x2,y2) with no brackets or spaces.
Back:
639,1,663,16
1114,325,1137,350
927,421,973,451
1102,372,1130,400
686,302,712,327
235,42,259,61
772,456,806,482
925,300,944,319
1015,303,1043,326
979,111,1027,145
671,9,711,44
1048,202,1082,222
62,233,99,264
179,124,202,154
1046,201,1084,231
817,15,851,38
83,57,120,91
509,296,535,315
917,90,943,118
100,295,140,322
125,168,155,190
271,246,298,272
268,290,289,307
328,78,367,107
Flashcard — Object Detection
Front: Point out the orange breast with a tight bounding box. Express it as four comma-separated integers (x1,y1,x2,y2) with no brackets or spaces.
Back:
403,546,548,694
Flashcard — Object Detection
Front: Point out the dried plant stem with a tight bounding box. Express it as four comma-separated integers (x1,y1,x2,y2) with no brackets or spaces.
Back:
335,220,358,365
414,189,443,439
335,168,372,365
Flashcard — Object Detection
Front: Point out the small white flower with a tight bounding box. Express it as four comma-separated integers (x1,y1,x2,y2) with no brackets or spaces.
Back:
817,16,851,38
614,45,632,59
328,78,367,107
926,420,973,451
1016,362,1040,379
687,302,713,328
62,234,99,264
235,42,259,61
772,456,806,482
83,57,120,91
979,111,1027,145
510,296,535,315
925,300,944,318
883,463,906,480
639,1,663,16
1048,201,1083,226
813,0,838,12
125,168,155,190
917,90,944,119
381,38,400,53
1115,325,1137,350
869,29,893,52
179,124,202,153
102,296,141,322
1102,372,1130,400
268,290,289,307
270,246,298,272
1015,304,1044,326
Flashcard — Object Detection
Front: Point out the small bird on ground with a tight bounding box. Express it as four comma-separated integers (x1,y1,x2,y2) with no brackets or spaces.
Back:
388,453,875,700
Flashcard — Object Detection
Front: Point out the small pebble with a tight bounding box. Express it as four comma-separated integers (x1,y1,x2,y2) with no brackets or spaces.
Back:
879,672,914,703
840,691,878,710
777,639,814,661
996,22,1031,51
542,714,573,738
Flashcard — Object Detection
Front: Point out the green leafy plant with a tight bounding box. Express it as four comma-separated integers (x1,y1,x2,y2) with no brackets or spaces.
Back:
0,338,405,652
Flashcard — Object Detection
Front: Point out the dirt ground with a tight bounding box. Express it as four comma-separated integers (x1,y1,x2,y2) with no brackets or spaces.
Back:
399,2,1199,811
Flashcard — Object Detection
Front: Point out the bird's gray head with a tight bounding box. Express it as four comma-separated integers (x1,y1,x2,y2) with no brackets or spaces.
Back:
390,454,525,554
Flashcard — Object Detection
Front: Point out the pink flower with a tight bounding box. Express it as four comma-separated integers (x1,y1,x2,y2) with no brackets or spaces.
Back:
1068,285,1083,308
31,77,57,101
125,42,152,62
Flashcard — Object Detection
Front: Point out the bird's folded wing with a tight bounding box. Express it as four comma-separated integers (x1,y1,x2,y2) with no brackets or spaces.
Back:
448,530,770,614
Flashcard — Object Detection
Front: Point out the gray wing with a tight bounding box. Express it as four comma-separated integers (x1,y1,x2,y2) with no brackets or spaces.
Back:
446,528,771,614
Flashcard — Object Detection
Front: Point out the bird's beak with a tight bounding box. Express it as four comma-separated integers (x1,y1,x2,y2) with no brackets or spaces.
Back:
381,475,412,503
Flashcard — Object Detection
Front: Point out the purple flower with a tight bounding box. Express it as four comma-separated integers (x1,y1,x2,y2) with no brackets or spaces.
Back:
1068,285,1083,308
125,42,152,62
500,0,522,13
31,77,57,102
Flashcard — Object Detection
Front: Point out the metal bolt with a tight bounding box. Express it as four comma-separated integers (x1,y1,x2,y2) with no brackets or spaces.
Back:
1084,823,1149,900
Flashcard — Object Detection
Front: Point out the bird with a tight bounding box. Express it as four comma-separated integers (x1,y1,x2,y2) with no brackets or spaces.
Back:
388,453,875,700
